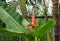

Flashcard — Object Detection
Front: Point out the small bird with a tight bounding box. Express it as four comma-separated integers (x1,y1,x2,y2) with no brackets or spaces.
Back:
27,14,36,27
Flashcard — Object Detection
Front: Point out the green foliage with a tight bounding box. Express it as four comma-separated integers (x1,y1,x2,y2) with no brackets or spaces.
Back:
0,7,34,40
0,6,56,40
20,0,27,11
0,0,56,41
33,19,56,38
0,1,33,40
0,7,25,33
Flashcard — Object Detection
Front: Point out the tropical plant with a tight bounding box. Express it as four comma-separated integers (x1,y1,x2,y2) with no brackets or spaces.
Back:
0,0,56,41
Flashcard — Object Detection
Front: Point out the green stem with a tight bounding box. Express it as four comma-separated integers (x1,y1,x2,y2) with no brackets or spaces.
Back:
35,37,40,41
35,37,38,41
38,38,40,41
47,31,50,41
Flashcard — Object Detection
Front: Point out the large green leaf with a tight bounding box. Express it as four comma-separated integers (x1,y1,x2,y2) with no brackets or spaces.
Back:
0,7,34,41
5,6,31,33
0,1,31,32
0,26,34,41
0,1,32,38
33,19,56,38
0,7,25,33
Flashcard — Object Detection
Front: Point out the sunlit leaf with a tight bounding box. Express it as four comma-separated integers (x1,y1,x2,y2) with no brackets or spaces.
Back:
0,7,26,33
0,7,34,41
33,19,56,38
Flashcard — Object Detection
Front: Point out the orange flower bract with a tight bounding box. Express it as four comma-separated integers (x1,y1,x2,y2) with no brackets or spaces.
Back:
27,15,36,27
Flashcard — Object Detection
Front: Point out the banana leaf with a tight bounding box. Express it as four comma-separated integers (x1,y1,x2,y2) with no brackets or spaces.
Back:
0,7,25,33
0,7,34,40
33,19,56,38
